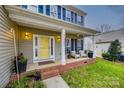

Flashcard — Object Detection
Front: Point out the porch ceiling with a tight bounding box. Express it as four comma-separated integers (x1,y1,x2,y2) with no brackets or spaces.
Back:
5,5,97,36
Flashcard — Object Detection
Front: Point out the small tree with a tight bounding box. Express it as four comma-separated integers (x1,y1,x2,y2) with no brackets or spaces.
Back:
108,39,121,61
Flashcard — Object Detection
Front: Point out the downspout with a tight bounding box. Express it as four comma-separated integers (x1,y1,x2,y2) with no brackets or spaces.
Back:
12,28,20,87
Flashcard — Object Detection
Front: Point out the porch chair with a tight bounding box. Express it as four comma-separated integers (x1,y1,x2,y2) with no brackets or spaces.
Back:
70,51,80,58
79,50,87,57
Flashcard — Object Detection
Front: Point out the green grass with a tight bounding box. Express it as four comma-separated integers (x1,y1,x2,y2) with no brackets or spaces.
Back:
62,58,124,88
8,76,46,88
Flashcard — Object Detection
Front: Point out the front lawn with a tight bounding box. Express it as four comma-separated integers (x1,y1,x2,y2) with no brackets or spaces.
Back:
62,58,124,88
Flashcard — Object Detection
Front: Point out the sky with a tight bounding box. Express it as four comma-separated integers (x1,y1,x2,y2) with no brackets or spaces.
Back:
75,5,124,30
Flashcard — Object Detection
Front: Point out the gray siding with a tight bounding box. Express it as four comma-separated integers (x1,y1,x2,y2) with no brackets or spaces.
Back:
0,6,15,87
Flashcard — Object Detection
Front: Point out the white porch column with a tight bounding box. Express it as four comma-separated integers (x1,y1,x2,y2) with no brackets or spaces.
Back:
92,35,96,58
61,28,66,65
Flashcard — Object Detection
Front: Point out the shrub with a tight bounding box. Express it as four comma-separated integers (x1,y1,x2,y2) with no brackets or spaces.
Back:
108,39,121,61
102,40,122,61
102,52,110,60
8,76,45,88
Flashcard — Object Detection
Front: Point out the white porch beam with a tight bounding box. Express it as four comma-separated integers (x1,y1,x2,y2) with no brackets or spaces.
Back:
92,35,96,58
61,28,66,65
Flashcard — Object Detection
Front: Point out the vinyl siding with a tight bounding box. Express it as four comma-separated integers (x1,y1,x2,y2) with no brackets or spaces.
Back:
0,6,15,87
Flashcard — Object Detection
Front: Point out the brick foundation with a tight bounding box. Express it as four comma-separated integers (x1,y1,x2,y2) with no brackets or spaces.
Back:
10,58,96,81
40,58,95,79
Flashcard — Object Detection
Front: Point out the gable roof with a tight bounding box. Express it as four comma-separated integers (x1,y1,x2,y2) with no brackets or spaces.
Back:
95,28,124,43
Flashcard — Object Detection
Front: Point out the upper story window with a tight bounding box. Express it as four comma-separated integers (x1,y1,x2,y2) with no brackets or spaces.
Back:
19,5,84,27
38,5,43,14
51,5,57,18
62,8,66,21
81,16,84,26
75,13,77,24
77,15,81,25
21,5,27,9
58,6,61,19
66,10,71,22
71,11,74,23
28,5,37,12
46,5,50,16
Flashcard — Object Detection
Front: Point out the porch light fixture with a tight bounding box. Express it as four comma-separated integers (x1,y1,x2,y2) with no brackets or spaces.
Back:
56,36,61,42
77,34,80,37
24,32,30,40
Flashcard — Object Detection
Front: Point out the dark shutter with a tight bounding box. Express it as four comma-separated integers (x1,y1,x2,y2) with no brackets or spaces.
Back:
62,8,66,20
21,5,27,9
38,5,43,14
81,40,83,50
58,6,61,19
75,39,77,52
75,13,77,24
46,5,50,16
71,39,74,51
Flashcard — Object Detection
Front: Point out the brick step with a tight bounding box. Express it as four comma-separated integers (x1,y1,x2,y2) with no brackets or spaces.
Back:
40,65,60,73
41,69,59,80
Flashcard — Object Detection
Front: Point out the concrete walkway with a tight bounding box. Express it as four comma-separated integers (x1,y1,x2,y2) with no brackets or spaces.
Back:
43,75,70,88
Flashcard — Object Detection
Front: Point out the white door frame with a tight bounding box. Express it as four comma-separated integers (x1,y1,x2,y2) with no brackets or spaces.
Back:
33,34,55,63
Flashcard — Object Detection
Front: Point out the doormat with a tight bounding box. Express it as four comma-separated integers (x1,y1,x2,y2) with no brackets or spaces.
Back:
38,61,54,66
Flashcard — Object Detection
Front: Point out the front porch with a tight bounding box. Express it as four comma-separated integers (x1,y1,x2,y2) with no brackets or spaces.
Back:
26,57,95,80
27,57,90,71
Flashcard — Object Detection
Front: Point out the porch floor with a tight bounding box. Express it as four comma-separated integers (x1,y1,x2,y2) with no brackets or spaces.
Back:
26,57,89,72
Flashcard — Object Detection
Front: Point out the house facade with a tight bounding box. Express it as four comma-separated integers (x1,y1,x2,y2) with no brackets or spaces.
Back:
95,28,124,57
0,5,97,87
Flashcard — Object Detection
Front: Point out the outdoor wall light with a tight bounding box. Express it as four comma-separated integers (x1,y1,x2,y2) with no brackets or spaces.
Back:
24,32,30,40
77,34,80,37
56,36,61,42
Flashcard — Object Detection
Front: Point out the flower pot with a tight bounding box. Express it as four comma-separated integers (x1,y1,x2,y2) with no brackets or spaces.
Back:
18,62,27,73
88,52,93,58
34,72,41,81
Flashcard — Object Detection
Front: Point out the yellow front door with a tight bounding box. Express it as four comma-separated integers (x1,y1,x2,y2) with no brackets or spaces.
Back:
39,37,50,59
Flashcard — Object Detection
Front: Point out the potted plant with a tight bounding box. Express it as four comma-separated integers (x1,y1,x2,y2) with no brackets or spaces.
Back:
88,50,93,58
34,70,41,81
14,53,28,73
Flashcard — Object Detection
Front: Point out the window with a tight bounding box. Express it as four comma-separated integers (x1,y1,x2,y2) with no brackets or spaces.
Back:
58,6,61,19
21,5,27,9
35,48,38,57
77,15,81,25
81,16,84,26
46,5,50,16
71,11,74,23
77,39,83,51
51,5,57,18
35,37,38,46
75,13,77,24
66,39,71,53
71,39,78,52
66,10,71,22
38,5,43,14
62,8,66,20
28,5,37,12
